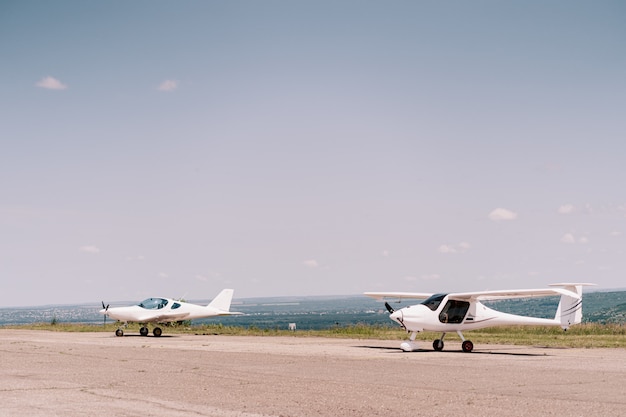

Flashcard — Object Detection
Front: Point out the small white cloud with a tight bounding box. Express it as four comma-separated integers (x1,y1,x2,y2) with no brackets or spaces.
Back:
157,79,178,92
195,274,208,281
126,255,145,262
381,250,390,258
403,276,418,282
158,272,169,278
36,76,68,90
303,259,319,268
488,208,518,222
558,204,575,214
438,242,471,254
560,233,588,244
610,231,622,237
421,274,440,281
79,245,100,254
438,245,457,254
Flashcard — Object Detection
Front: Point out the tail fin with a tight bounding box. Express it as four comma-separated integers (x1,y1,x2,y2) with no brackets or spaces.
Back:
207,289,234,312
550,283,595,329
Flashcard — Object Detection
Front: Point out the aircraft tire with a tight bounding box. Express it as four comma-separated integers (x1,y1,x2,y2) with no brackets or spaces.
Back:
462,340,474,353
115,329,124,337
433,339,444,351
140,327,149,336
153,327,162,337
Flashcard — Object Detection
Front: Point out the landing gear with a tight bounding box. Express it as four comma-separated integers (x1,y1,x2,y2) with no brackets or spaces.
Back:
400,330,474,353
432,332,446,351
400,331,420,352
113,324,162,337
457,330,473,353
461,340,474,353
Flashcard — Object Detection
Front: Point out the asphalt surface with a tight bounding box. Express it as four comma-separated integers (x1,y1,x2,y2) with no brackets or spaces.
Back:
1,330,624,416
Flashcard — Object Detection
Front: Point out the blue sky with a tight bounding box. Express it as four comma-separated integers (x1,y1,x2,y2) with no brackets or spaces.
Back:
1,1,625,307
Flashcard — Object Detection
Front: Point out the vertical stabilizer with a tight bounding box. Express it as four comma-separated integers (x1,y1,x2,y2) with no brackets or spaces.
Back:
207,289,234,312
550,283,594,329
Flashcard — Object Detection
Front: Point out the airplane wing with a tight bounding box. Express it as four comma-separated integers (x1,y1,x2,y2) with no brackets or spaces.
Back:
364,292,433,301
447,287,578,301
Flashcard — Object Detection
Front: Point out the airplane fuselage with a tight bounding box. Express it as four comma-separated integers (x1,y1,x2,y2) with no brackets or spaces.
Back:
391,299,560,333
100,297,227,323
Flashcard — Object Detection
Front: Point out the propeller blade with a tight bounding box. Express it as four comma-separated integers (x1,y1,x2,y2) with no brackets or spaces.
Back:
384,302,395,314
101,302,109,325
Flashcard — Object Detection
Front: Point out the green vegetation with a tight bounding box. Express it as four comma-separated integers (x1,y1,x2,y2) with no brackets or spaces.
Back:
3,322,625,348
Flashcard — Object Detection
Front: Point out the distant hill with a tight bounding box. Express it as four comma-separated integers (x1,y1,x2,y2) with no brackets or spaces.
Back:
483,291,626,324
584,291,626,323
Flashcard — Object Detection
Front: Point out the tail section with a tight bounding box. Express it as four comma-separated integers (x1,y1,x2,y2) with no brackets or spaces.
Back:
550,283,595,329
207,289,235,312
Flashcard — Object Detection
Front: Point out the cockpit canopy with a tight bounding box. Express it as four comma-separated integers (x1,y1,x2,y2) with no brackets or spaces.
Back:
421,293,447,311
138,298,169,310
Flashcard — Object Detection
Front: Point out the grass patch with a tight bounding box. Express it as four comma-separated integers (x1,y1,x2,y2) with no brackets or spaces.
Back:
3,322,625,348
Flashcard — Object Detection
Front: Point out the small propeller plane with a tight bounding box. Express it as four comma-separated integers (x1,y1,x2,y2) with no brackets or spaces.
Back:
99,288,242,337
365,283,594,352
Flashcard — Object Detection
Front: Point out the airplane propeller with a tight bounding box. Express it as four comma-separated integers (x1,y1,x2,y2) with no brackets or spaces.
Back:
101,301,109,325
384,302,395,314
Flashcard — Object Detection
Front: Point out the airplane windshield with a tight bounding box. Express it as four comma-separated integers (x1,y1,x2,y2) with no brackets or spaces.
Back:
421,294,447,311
138,298,169,310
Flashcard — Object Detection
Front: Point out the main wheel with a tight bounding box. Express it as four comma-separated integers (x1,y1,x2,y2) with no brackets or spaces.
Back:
115,328,124,337
140,327,149,336
462,340,474,353
433,339,444,351
153,327,162,337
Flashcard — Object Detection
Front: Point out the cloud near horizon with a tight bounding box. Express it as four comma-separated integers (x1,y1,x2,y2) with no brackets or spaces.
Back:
36,76,68,90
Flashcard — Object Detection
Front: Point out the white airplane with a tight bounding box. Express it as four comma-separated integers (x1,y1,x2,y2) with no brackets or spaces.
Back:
99,288,242,337
365,283,594,352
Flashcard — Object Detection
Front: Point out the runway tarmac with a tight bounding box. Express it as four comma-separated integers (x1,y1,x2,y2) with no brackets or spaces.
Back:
1,330,624,416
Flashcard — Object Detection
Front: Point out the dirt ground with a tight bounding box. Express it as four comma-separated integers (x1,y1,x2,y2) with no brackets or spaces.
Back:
1,330,624,416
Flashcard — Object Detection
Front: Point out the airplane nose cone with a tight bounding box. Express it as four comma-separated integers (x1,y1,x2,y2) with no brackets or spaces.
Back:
99,309,107,315
390,309,403,324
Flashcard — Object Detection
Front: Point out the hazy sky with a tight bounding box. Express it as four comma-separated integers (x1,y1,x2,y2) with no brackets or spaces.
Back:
1,1,625,307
